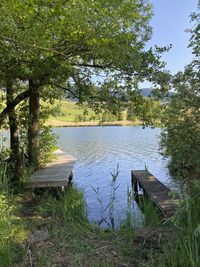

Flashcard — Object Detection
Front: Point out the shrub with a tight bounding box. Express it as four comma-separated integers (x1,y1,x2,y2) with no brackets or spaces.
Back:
39,126,57,167
160,68,200,179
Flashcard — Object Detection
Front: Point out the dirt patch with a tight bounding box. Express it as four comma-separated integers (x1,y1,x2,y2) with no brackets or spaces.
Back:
133,226,176,262
17,194,37,218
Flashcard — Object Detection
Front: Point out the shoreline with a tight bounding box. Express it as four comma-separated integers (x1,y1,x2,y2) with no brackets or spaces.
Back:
46,119,142,128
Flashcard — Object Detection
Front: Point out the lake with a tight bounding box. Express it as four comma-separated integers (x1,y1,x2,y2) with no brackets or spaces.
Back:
53,126,179,228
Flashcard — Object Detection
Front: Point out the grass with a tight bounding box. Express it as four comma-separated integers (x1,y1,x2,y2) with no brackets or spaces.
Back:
20,187,139,267
1,183,199,267
18,183,174,267
46,99,141,127
149,181,200,267
141,196,162,227
52,100,97,122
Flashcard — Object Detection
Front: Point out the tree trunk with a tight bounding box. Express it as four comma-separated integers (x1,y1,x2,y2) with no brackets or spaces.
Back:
6,80,22,184
28,79,40,169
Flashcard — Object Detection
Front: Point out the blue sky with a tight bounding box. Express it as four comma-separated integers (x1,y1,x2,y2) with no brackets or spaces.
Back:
148,0,198,74
95,1,199,88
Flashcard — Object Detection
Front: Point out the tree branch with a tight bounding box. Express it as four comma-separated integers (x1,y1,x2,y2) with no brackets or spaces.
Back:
0,90,30,126
70,62,114,69
0,34,70,58
48,83,79,99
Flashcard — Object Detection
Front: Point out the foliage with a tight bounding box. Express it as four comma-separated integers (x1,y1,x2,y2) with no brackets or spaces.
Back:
39,126,57,167
0,0,166,110
15,96,58,169
0,162,10,193
127,95,163,126
160,67,200,179
160,8,200,179
0,133,10,161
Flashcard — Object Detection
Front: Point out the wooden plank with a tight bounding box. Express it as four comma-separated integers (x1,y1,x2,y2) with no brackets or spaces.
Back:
131,170,179,217
27,149,76,188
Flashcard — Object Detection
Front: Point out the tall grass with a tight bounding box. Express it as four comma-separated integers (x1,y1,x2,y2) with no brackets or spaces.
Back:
38,187,88,229
140,196,162,227
150,181,200,267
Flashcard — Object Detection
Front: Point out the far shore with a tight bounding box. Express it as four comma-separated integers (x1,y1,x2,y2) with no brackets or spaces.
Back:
46,119,142,128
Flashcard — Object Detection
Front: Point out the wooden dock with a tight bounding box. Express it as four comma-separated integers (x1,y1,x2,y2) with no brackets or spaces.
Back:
27,149,76,188
131,170,179,218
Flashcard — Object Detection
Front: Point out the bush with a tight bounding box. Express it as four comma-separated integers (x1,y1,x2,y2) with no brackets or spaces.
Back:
39,126,57,167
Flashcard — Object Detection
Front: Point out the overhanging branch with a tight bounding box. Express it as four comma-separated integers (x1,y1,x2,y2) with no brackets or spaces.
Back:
48,83,79,99
0,90,30,126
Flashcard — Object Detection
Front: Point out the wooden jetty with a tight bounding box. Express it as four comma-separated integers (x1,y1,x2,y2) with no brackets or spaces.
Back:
27,149,76,188
131,170,179,218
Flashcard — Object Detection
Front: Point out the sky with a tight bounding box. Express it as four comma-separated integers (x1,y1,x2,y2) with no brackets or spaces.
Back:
141,0,198,87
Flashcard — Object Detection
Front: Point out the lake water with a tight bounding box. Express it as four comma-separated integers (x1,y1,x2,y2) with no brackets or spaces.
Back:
53,126,179,228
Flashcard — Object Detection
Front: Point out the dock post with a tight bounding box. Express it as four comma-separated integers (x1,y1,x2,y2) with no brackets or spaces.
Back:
68,171,73,185
131,171,138,195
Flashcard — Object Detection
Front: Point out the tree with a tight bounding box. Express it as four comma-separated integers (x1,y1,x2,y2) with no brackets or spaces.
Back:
0,0,168,180
127,92,163,126
160,6,200,179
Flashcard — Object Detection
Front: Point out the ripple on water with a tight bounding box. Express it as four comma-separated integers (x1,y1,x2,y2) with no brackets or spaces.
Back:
53,126,180,227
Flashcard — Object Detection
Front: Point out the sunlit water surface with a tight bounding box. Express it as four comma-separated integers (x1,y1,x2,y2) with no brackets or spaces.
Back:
53,126,179,228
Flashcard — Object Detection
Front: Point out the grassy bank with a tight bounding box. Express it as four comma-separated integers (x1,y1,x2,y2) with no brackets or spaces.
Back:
3,187,169,267
46,100,141,127
1,184,200,267
0,158,199,267
0,162,166,267
46,119,141,127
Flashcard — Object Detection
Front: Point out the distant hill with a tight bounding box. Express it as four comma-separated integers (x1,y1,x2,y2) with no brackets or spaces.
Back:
140,88,153,97
140,88,175,98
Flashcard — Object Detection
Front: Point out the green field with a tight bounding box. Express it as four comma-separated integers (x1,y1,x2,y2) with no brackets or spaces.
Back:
52,100,97,122
47,100,132,127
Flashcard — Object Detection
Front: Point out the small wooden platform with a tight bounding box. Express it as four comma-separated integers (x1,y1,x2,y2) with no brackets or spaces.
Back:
27,149,76,188
131,170,179,218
